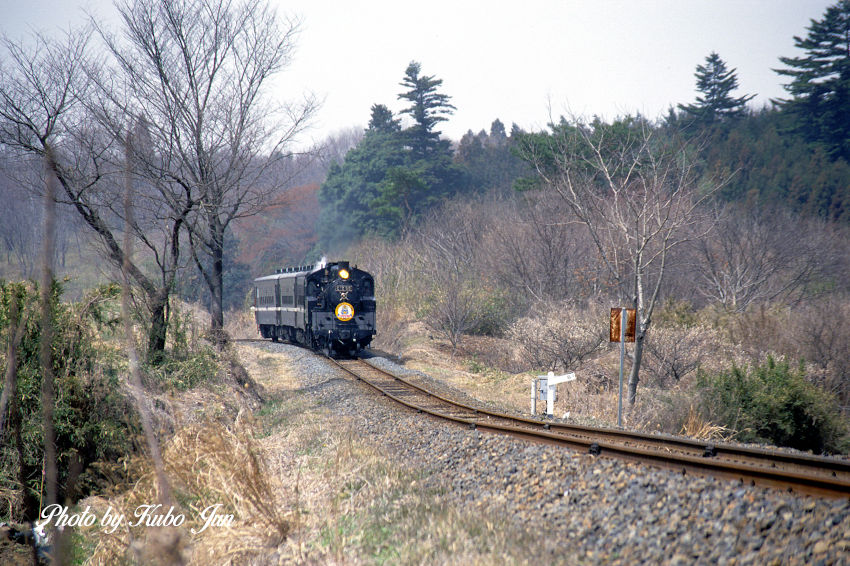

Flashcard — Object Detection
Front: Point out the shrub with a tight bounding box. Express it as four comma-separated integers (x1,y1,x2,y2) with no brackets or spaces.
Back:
696,355,848,454
145,346,219,391
643,325,725,387
507,301,606,372
654,298,699,328
0,280,135,521
775,297,850,411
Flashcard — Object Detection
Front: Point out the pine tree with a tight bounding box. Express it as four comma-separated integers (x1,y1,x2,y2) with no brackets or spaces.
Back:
489,118,507,144
367,103,400,133
317,63,465,245
775,0,850,160
397,61,456,158
679,52,755,125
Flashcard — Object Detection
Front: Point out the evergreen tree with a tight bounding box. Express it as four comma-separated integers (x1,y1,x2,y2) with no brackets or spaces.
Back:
317,62,467,246
317,126,409,248
775,0,850,160
397,61,456,158
367,103,401,133
455,122,528,193
679,52,755,125
688,107,850,222
490,118,507,143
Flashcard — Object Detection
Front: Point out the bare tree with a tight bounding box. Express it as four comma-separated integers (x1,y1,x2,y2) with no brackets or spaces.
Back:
695,204,831,312
95,0,317,343
643,325,712,386
412,200,492,353
484,191,605,305
519,116,722,405
0,29,186,360
508,301,606,372
0,162,41,278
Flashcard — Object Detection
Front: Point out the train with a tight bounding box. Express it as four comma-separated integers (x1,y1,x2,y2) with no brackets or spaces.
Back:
252,260,376,356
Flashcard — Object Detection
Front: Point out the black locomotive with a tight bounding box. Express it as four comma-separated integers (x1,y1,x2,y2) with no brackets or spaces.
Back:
253,260,376,356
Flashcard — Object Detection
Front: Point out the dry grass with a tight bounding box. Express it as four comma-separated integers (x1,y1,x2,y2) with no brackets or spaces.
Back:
83,410,288,565
396,329,626,428
65,343,280,565
224,308,258,341
679,405,733,441
377,318,777,441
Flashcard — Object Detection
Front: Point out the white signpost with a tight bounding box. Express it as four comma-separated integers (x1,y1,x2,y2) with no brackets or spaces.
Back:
531,371,576,417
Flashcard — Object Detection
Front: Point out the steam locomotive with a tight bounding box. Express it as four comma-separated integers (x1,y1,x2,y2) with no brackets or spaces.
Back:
253,260,376,356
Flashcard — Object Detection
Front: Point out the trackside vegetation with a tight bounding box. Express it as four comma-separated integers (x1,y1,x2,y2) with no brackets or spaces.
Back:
697,356,848,454
0,280,134,521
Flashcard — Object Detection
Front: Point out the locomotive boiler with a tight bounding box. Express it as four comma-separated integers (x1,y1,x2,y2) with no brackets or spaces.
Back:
253,260,376,356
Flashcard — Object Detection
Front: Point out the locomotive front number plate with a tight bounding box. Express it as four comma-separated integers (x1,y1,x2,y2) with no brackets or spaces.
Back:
335,284,353,300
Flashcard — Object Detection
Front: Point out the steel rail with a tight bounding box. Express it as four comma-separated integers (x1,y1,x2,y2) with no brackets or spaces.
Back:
328,356,850,498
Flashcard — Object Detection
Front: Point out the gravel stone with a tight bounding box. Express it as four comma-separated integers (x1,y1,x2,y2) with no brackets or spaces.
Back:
251,342,850,565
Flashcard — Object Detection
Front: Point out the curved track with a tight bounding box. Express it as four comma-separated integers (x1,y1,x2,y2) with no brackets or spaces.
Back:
330,357,850,499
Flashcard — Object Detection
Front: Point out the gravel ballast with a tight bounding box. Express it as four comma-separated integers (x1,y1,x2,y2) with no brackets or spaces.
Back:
250,342,850,565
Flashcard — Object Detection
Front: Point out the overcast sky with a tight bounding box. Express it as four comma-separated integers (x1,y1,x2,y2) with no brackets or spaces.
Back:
1,0,837,146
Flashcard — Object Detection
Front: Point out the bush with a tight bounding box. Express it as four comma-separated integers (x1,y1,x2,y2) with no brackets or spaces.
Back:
696,355,848,454
145,347,219,391
0,280,135,521
643,325,724,387
507,301,606,372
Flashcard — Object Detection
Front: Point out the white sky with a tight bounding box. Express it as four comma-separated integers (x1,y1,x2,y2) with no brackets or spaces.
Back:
0,0,837,146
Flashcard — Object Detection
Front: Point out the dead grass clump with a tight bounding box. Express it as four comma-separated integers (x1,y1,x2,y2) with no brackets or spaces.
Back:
223,308,257,341
631,386,701,436
85,413,288,565
556,380,619,425
459,334,528,374
680,405,733,441
373,306,415,355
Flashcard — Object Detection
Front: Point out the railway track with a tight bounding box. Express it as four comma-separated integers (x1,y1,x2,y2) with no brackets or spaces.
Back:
330,356,850,499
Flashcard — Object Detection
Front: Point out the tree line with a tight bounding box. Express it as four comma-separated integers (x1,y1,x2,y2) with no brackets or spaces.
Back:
319,1,850,247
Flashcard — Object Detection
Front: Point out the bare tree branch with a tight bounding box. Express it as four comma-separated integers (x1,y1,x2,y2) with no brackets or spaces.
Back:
0,27,179,359
94,0,317,341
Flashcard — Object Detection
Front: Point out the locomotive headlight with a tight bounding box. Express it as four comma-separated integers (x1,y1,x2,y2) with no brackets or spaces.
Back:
339,268,350,280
